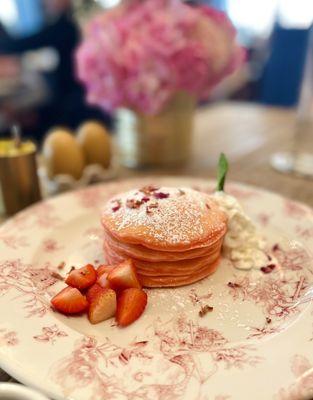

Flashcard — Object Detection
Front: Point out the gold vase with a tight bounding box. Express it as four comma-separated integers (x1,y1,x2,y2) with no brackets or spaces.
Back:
116,92,196,168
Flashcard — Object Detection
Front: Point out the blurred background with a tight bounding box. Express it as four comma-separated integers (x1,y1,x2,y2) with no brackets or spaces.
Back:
0,0,312,140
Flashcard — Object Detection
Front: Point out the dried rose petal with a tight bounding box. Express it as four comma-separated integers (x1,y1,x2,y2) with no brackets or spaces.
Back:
112,199,122,212
139,185,159,195
154,192,169,199
266,317,272,324
146,202,158,214
51,272,64,281
260,264,276,274
141,196,150,203
272,244,280,252
199,305,213,317
57,262,65,270
134,341,148,346
119,351,129,364
227,281,241,288
126,199,142,209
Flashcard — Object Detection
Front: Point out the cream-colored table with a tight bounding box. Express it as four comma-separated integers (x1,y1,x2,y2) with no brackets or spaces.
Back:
1,102,313,396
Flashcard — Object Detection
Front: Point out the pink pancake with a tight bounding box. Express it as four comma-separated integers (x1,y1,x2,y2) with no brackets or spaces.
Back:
134,251,221,277
101,185,227,288
137,258,221,288
101,186,227,251
104,239,223,287
104,241,222,277
103,228,222,262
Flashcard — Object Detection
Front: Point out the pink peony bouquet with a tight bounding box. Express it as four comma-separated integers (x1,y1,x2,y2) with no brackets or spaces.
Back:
76,0,245,115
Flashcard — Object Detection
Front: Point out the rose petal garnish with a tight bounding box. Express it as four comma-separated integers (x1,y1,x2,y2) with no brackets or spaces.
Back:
154,192,169,199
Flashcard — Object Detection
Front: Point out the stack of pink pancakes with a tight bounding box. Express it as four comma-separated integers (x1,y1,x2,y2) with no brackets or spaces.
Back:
101,186,227,287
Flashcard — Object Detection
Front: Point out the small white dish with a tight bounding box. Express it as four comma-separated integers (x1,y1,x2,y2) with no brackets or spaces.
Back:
0,383,49,400
39,163,118,195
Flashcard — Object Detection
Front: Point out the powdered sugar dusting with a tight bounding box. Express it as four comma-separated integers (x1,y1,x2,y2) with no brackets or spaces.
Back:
102,187,226,247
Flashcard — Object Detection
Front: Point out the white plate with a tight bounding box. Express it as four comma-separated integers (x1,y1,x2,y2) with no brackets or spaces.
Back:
0,177,312,400
0,382,50,400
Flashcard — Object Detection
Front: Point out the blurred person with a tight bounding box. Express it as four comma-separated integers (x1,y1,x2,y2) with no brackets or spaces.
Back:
0,55,20,79
259,23,310,106
0,0,112,140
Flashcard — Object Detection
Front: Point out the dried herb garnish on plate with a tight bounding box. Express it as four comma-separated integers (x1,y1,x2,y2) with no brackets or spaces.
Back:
199,305,213,317
227,281,240,288
51,272,64,281
57,261,65,270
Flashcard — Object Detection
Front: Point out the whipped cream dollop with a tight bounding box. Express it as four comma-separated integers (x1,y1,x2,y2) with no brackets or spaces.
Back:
212,191,269,270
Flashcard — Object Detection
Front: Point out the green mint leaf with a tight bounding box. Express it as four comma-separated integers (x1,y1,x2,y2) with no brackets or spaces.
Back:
216,153,228,191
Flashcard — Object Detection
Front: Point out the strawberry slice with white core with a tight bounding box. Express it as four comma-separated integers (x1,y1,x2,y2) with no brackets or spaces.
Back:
88,286,117,324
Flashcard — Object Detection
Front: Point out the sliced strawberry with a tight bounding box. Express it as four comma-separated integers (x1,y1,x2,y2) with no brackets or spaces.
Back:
116,288,147,327
65,264,97,290
51,287,88,315
107,259,141,291
97,264,114,277
88,287,116,324
97,273,111,289
86,283,102,303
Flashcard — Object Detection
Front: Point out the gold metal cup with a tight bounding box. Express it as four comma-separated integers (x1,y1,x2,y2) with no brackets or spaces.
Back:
116,91,196,168
0,140,42,215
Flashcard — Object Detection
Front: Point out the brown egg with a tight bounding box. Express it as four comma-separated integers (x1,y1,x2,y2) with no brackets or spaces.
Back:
43,128,85,179
76,121,111,168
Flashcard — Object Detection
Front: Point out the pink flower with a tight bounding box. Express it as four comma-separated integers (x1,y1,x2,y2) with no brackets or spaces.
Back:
76,0,245,114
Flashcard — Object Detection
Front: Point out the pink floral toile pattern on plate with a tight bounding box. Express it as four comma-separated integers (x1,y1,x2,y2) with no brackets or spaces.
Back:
52,316,261,399
0,329,18,347
75,186,108,209
284,199,312,219
188,288,213,306
42,239,63,253
0,234,29,249
273,244,312,273
295,225,313,240
34,324,68,344
226,185,260,200
32,202,62,229
256,212,272,227
246,325,281,340
0,259,58,318
275,355,313,400
226,273,308,319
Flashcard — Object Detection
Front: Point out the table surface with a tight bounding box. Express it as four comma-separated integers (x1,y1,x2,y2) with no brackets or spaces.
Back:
1,101,313,396
117,101,313,207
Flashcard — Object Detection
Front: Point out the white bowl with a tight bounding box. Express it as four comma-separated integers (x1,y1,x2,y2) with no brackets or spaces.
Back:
0,383,49,400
